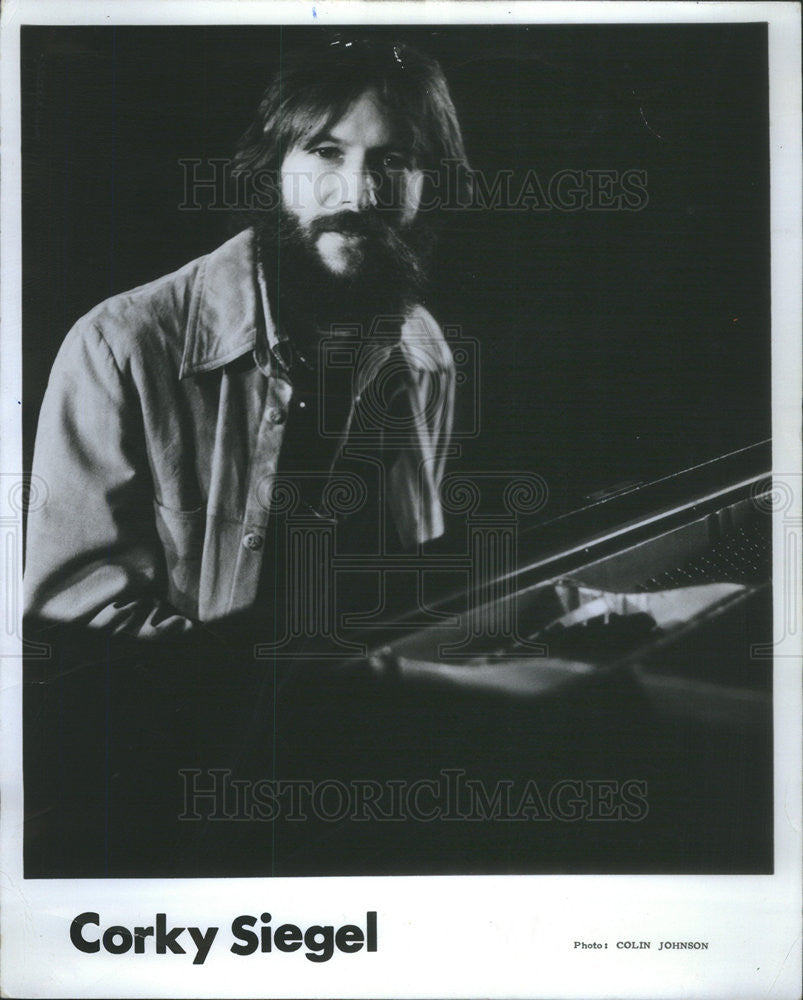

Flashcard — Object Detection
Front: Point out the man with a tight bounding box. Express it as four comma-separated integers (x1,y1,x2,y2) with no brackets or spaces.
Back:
24,37,471,644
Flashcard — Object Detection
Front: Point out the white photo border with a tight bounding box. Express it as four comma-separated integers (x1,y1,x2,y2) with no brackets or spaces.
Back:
1,2,800,998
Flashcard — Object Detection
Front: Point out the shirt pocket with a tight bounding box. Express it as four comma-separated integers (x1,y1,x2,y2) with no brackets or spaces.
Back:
152,499,207,618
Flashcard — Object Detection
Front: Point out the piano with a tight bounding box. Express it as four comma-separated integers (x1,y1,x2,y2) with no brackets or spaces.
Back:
24,440,773,877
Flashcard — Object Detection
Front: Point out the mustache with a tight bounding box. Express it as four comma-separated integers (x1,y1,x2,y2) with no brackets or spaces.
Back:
308,210,395,240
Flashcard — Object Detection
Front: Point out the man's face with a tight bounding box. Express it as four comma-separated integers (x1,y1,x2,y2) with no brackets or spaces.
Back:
280,90,423,277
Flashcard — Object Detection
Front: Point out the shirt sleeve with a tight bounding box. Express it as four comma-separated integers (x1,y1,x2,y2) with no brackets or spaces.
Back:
387,357,455,548
23,321,197,640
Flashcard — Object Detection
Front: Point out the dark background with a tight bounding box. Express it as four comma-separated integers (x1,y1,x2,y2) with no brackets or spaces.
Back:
22,23,771,524
20,24,773,877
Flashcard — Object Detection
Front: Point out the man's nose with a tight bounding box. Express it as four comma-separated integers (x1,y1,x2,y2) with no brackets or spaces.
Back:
341,159,378,210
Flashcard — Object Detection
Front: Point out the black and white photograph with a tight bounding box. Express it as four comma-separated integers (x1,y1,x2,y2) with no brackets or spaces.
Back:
1,2,800,998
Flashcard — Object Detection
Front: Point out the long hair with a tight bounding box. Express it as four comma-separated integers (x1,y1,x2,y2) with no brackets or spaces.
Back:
231,36,472,224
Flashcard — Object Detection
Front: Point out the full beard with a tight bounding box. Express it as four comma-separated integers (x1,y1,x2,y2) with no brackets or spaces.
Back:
255,206,435,345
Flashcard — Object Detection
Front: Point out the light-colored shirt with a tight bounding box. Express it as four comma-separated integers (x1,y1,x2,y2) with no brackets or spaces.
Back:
23,229,454,639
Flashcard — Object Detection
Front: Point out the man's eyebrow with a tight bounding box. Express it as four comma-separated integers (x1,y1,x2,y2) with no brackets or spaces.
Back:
302,131,343,149
301,131,410,153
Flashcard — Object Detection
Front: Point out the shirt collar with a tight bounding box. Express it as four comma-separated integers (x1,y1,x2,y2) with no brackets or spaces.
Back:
179,227,413,383
180,228,276,379
253,241,295,378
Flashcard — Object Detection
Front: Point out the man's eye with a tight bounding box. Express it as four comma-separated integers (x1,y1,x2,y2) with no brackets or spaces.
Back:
382,151,411,170
311,146,343,162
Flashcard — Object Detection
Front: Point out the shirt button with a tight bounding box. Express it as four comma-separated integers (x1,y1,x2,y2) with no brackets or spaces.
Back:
266,407,286,425
242,532,264,551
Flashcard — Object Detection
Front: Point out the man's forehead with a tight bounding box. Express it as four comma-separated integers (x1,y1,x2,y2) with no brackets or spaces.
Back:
296,90,405,150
